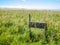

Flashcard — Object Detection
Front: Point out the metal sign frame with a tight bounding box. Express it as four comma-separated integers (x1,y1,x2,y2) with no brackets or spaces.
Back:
29,14,48,43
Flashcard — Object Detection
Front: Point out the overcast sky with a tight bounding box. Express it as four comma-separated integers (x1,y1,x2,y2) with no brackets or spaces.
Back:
0,0,60,10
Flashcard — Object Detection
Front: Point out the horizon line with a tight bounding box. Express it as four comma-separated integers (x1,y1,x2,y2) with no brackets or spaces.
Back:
0,5,60,10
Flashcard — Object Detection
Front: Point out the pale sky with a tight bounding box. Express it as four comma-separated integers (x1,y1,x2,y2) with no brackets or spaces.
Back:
0,0,60,10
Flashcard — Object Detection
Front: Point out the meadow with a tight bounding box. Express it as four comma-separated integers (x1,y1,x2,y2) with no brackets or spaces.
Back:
0,10,60,45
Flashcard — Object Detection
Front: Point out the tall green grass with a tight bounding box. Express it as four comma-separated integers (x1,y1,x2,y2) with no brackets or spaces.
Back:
0,10,60,45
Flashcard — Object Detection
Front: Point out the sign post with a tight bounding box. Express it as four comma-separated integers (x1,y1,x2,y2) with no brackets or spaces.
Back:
29,14,48,43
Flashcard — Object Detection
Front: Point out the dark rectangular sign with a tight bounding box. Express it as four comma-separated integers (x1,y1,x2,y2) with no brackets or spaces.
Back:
29,22,47,29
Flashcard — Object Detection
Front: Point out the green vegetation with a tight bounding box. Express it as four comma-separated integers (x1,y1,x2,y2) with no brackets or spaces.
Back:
0,10,60,45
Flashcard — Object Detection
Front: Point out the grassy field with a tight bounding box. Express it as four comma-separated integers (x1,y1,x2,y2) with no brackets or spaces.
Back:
0,10,60,45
